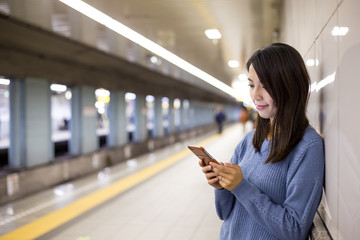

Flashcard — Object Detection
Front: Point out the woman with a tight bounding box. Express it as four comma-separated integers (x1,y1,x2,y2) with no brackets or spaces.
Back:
200,43,324,240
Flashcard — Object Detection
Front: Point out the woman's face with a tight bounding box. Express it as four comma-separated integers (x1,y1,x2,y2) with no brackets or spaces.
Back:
248,64,277,122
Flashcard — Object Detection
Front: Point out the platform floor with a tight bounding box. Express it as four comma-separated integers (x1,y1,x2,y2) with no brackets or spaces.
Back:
0,123,248,240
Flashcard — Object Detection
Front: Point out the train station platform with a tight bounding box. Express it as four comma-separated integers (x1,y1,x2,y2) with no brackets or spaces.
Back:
0,123,246,240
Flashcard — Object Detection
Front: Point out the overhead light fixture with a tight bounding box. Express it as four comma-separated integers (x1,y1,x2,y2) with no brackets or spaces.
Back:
65,90,72,100
95,101,105,109
145,95,155,102
149,56,161,65
150,56,158,64
125,92,136,101
0,78,10,85
204,29,222,40
228,60,239,68
331,26,349,36
58,0,238,99
95,88,110,97
50,83,67,92
173,98,181,109
162,97,169,109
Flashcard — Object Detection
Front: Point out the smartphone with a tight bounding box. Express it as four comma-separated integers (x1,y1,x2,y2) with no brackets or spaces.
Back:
188,145,219,165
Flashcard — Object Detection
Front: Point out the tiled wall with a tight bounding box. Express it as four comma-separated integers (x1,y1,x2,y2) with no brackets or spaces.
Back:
281,0,360,239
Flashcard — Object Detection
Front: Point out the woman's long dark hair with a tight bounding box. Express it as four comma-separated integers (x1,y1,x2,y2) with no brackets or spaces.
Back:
246,43,310,164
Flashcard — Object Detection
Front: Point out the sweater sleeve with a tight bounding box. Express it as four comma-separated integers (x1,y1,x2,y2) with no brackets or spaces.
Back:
214,148,238,220
214,132,252,220
214,188,235,220
231,141,324,240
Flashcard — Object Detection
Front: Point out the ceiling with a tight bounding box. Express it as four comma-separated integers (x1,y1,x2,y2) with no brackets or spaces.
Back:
91,0,282,84
0,0,283,101
52,0,283,89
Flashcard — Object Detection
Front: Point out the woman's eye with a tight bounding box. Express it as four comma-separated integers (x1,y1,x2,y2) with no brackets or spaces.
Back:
248,84,254,88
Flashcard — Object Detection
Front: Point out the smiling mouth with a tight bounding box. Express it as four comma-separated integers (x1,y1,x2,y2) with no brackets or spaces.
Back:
256,104,269,110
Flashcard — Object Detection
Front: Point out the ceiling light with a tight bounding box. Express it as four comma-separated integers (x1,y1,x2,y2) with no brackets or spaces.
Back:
0,78,10,85
162,97,169,109
50,83,67,92
95,101,105,109
97,107,105,114
59,0,238,99
146,95,155,102
95,88,110,97
65,90,72,100
228,60,239,68
174,98,181,109
150,56,158,64
331,26,349,36
125,92,136,101
204,29,222,40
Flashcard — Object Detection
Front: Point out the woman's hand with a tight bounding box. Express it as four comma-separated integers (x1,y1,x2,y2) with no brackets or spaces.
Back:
199,160,224,190
210,162,244,191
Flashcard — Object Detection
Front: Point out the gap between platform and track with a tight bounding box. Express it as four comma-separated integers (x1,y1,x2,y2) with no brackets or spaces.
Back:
0,126,236,240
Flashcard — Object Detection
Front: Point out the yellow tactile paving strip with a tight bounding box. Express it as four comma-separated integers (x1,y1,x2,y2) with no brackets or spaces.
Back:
0,130,227,240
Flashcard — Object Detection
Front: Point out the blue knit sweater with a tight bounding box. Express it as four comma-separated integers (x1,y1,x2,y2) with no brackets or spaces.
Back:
215,126,324,240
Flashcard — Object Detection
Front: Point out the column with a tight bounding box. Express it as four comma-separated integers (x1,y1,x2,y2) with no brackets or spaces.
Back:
177,101,184,131
9,79,24,168
134,94,146,142
108,91,127,147
9,78,52,168
154,96,164,138
168,98,175,134
207,105,214,125
189,101,196,128
70,86,98,155
182,100,189,130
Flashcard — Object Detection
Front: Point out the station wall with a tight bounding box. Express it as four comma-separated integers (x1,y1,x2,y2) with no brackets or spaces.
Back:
281,0,360,239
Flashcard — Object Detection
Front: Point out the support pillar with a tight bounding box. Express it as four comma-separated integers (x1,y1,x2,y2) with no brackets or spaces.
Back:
182,100,189,130
9,78,52,168
168,99,175,134
108,91,127,147
176,102,183,132
134,94,146,142
154,97,164,138
70,86,98,155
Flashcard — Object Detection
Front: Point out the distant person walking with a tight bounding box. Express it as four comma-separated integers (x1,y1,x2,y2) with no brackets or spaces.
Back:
215,106,226,134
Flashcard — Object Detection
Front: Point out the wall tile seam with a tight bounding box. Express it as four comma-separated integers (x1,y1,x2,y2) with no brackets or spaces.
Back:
304,0,344,59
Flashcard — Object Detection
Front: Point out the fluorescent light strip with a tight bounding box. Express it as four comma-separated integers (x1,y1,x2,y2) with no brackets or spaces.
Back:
59,0,237,99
